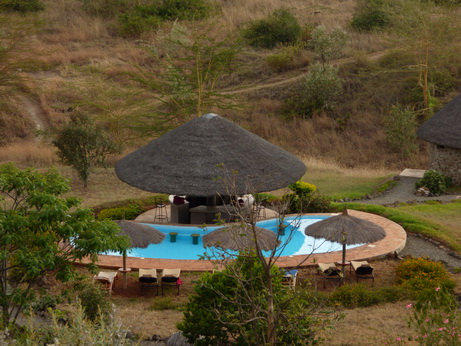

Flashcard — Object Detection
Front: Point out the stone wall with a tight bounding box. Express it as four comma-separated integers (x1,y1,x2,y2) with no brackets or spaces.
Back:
428,143,461,185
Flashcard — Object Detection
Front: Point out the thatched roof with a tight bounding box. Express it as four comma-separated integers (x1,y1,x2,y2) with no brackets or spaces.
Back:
115,113,306,196
203,224,279,251
115,220,165,248
304,209,385,245
417,93,461,149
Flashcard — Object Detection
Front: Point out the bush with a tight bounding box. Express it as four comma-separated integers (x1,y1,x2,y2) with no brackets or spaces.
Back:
242,8,301,48
97,204,143,220
308,26,349,63
266,46,299,71
0,0,44,13
331,284,409,308
351,0,390,32
81,0,134,18
118,6,162,37
396,257,456,295
384,105,418,157
157,0,212,20
288,180,317,196
415,170,452,196
284,192,332,213
75,281,113,322
330,283,380,308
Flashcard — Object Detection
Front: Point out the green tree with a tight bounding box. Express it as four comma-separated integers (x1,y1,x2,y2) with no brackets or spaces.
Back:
386,0,461,116
178,254,330,345
0,163,129,328
52,114,119,187
308,25,349,64
384,105,418,157
131,21,241,135
0,14,39,90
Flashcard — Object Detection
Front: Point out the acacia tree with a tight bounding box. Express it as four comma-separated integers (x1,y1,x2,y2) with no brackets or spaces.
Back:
386,0,461,116
52,114,119,187
131,21,241,135
0,163,129,328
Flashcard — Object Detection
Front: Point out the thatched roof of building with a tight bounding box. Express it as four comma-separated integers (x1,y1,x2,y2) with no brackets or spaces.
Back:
417,93,461,149
304,209,385,245
115,220,165,248
203,225,279,251
115,113,306,196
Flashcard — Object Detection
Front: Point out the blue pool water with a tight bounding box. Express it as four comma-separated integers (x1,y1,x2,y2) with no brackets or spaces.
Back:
108,215,363,260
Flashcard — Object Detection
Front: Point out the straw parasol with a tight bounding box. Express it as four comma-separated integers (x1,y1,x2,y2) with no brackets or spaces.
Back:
115,220,166,288
304,209,385,278
203,224,279,251
115,113,306,196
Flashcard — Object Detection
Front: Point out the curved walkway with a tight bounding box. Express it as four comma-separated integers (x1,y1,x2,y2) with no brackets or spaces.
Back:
92,210,406,271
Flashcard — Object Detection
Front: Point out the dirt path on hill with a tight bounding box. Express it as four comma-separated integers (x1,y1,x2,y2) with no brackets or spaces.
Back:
223,50,389,95
15,93,49,136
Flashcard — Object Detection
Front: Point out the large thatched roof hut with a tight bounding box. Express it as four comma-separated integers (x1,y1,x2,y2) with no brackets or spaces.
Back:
417,94,461,185
115,113,306,196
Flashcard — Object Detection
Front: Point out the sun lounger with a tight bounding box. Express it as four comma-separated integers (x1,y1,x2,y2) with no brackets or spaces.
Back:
351,260,374,285
94,271,118,294
318,262,343,288
161,268,181,295
139,269,159,295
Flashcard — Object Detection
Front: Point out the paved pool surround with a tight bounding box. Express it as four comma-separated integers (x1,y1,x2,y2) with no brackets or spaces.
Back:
88,210,407,272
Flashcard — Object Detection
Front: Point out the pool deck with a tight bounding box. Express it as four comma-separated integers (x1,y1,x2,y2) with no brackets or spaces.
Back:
85,210,407,272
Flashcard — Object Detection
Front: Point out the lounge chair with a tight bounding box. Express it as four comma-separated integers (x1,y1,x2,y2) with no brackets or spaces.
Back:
351,260,374,285
318,262,343,288
139,269,159,295
161,268,181,295
282,269,298,290
94,271,118,294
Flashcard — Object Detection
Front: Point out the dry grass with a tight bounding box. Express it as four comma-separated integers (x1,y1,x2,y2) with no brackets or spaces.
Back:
0,143,58,167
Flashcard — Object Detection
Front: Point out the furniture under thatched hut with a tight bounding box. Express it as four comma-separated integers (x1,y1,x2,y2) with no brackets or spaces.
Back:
115,113,306,223
417,93,461,185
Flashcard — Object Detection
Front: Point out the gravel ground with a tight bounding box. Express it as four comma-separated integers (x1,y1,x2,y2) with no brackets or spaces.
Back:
357,175,461,270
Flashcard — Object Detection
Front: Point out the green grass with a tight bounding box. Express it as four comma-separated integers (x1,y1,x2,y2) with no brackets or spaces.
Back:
339,201,461,253
303,163,396,200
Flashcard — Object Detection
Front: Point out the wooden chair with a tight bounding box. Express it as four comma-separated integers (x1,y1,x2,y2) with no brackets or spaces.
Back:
94,271,118,294
139,269,159,295
351,260,375,285
318,263,343,288
161,268,181,295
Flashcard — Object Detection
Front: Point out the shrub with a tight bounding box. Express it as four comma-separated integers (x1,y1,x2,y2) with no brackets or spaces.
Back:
97,204,143,220
156,0,212,20
288,180,317,196
242,8,301,48
396,257,456,295
81,0,134,18
284,192,332,213
415,170,452,196
266,46,300,71
118,6,162,38
383,105,418,157
351,0,390,32
308,26,349,63
0,0,44,13
74,281,113,322
330,283,380,308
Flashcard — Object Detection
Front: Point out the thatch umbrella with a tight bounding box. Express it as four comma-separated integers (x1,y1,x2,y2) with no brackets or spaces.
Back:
115,220,166,288
417,93,461,149
115,113,306,197
304,209,385,278
203,224,279,251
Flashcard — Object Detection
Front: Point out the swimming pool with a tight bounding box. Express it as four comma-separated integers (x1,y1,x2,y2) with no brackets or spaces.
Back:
110,215,363,260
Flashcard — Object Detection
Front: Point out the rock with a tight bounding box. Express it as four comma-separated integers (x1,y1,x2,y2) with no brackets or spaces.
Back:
415,186,430,196
150,334,163,342
165,332,193,346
